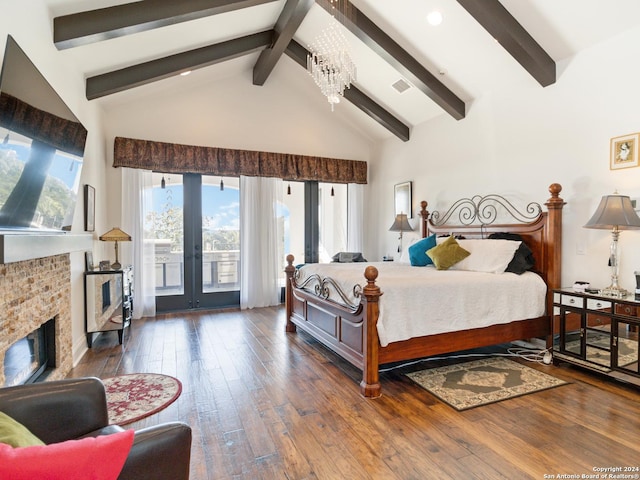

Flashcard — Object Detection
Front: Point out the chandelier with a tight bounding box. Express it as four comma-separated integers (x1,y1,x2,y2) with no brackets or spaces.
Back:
307,20,356,111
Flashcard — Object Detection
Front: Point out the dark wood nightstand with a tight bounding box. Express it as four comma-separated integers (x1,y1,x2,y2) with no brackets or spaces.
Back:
553,288,640,386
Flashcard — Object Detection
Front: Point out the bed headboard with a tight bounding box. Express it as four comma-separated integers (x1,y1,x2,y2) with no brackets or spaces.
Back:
418,183,565,294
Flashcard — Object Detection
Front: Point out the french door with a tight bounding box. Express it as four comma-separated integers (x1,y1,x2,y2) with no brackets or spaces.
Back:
151,173,240,312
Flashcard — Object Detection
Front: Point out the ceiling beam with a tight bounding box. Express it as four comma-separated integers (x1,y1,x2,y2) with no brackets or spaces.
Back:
54,0,278,50
86,31,274,100
286,40,410,142
456,0,556,87
253,0,315,86
315,0,466,120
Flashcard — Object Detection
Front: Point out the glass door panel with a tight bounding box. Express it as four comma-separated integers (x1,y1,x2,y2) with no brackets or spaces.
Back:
585,327,611,367
615,320,639,374
201,176,240,294
150,174,184,297
561,308,583,357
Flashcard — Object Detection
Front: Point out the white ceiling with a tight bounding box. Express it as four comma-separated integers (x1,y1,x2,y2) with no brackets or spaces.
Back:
45,0,640,142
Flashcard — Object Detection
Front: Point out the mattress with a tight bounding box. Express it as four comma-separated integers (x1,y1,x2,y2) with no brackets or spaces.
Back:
295,262,547,347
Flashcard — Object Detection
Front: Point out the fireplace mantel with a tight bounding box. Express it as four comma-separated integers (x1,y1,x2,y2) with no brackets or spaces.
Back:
0,233,93,264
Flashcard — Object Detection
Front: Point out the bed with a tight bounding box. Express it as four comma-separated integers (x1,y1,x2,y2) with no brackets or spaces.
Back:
284,183,565,397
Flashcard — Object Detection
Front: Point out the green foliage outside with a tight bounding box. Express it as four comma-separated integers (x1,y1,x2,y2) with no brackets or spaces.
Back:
0,150,75,228
146,206,240,253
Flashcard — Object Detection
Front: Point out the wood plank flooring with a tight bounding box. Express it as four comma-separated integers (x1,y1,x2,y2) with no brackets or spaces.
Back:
68,306,640,480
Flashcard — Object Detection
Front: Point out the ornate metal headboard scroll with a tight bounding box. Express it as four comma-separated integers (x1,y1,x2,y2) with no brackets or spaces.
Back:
293,269,362,311
429,193,543,228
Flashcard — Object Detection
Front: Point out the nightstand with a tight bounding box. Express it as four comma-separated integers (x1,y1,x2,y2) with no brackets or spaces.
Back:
552,289,640,386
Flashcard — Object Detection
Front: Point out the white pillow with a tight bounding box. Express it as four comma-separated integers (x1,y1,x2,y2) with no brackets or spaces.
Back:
450,239,521,274
398,233,421,264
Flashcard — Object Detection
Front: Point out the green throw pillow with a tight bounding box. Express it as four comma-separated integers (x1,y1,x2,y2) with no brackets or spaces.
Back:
0,411,45,447
426,235,471,270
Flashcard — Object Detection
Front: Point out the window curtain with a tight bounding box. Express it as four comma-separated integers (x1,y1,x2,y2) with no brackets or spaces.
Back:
347,183,364,252
122,168,156,318
240,175,283,309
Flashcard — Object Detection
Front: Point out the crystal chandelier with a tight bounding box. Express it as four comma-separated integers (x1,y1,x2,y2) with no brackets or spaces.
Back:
307,20,356,111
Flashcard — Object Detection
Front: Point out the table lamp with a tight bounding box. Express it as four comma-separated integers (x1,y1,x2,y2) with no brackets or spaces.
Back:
389,213,413,253
584,193,640,297
99,227,131,270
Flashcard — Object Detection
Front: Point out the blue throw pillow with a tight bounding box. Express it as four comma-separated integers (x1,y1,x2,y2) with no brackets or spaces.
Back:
408,234,437,266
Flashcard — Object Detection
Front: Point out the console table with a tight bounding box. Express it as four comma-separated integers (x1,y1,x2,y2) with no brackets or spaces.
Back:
84,266,133,347
552,288,640,386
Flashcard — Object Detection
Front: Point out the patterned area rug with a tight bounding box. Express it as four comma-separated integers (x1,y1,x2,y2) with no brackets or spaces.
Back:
405,357,567,411
103,373,182,425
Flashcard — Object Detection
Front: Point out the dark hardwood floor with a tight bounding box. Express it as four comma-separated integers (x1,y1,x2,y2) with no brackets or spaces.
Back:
69,306,640,480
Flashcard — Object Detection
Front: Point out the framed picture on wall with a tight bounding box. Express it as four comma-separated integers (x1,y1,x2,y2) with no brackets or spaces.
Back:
610,133,639,170
84,184,95,232
394,181,412,218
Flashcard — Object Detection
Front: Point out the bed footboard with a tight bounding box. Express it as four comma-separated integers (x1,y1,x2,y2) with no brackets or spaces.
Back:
284,255,383,398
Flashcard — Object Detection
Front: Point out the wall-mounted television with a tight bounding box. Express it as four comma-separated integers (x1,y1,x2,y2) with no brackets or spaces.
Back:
0,35,87,233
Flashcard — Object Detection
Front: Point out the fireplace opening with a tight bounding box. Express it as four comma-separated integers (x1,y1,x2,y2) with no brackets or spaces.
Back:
3,317,56,386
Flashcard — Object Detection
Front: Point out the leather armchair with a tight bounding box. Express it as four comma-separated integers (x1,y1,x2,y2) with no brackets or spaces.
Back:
0,377,191,480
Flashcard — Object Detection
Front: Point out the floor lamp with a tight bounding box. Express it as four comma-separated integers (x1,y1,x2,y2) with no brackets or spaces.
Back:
584,193,640,297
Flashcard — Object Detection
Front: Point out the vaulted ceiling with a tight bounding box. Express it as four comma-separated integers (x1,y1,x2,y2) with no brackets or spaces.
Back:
47,0,640,142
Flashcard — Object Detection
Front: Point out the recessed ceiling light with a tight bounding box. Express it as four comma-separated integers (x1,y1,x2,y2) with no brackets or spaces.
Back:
426,11,443,26
180,70,192,76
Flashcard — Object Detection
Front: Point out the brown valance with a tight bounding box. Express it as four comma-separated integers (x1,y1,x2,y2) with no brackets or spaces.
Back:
0,92,87,157
113,136,367,184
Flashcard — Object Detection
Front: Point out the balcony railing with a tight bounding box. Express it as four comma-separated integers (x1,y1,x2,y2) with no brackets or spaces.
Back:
155,247,240,296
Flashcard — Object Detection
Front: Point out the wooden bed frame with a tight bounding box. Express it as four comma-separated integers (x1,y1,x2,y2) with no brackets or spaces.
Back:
285,183,565,398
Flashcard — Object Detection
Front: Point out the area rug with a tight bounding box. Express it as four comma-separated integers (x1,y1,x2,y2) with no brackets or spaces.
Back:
405,357,567,411
103,373,182,426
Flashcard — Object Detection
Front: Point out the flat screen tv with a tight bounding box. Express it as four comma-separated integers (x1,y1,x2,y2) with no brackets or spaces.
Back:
0,35,87,233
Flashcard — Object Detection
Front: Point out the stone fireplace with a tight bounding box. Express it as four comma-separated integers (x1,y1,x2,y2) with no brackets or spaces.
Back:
0,254,72,386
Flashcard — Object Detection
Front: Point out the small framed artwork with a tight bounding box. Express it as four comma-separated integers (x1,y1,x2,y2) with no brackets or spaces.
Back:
394,181,412,218
84,184,95,232
610,133,639,170
85,251,94,271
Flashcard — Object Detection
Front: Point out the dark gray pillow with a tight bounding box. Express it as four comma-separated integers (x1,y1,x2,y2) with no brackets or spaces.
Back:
331,252,367,263
487,232,535,274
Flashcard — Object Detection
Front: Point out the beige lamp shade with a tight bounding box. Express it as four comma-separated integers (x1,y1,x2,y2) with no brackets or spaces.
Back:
584,194,640,230
389,213,413,253
99,227,131,270
388,213,413,232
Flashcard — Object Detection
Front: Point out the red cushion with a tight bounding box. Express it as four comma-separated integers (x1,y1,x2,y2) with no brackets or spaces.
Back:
0,429,134,480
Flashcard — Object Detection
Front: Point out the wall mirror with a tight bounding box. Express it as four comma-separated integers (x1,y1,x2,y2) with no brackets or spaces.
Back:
394,181,412,218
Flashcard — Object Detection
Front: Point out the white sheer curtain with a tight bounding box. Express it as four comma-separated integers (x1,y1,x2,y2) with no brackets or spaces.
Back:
122,168,156,318
347,183,364,252
240,175,283,309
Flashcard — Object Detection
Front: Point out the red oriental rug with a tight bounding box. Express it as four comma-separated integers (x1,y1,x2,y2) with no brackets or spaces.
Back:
103,373,182,426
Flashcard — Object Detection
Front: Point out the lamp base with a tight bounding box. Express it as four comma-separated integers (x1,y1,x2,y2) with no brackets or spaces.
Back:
111,261,122,270
600,284,628,298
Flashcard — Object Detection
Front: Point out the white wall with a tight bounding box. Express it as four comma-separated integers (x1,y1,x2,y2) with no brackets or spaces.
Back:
369,25,640,292
1,1,113,364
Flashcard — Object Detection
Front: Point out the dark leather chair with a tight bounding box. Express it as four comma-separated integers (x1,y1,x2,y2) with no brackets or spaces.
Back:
0,377,191,480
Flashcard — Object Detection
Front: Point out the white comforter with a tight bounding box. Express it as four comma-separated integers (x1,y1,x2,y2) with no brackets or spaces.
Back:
296,262,546,347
